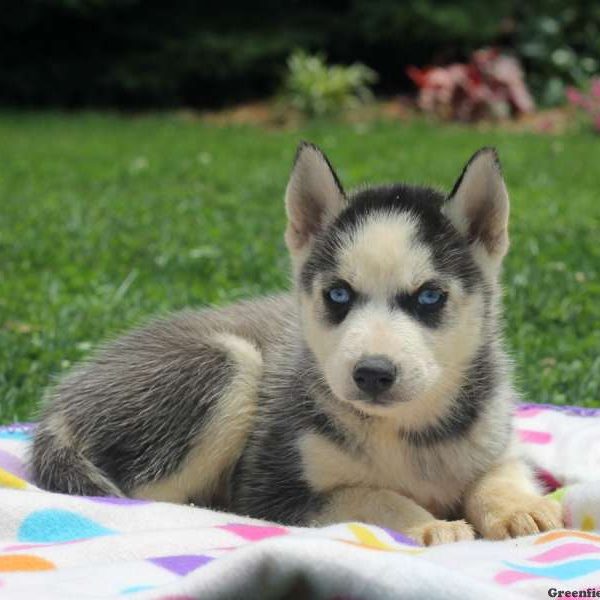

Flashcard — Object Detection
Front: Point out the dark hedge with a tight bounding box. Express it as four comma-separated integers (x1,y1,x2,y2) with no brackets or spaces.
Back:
0,0,596,108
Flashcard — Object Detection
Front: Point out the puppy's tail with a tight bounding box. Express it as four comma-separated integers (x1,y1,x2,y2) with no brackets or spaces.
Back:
30,425,124,497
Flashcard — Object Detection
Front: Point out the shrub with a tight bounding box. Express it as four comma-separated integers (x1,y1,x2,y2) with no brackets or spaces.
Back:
4,1,596,110
566,78,600,133
283,51,377,117
0,1,509,108
407,48,534,122
514,2,600,106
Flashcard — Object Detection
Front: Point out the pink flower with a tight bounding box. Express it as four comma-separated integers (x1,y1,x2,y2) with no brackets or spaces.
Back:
590,78,600,100
568,79,600,133
566,86,584,107
406,48,534,122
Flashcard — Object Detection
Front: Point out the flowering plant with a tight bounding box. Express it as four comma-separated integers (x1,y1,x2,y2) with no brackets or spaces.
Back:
407,48,535,122
566,79,600,133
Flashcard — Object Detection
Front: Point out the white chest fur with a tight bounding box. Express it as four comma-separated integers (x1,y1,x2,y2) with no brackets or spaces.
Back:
298,420,491,517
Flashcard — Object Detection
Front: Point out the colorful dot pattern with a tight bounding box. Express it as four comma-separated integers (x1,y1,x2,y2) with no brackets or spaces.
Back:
0,404,597,598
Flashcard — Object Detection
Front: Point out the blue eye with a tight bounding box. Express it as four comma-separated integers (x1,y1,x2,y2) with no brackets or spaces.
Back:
417,288,443,306
328,287,351,304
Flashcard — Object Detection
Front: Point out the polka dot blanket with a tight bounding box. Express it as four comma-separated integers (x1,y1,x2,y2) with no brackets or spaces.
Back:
0,403,599,599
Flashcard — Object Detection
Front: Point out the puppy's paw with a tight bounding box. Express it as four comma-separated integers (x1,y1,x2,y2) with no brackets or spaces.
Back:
408,519,475,546
480,496,563,540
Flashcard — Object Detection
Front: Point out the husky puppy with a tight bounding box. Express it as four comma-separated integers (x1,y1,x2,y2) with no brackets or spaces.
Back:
31,143,562,545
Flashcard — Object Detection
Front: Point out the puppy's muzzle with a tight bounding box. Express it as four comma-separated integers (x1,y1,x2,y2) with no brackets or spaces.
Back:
352,356,397,397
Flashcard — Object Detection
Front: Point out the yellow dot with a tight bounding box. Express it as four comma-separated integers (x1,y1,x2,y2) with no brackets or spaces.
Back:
0,467,27,490
347,523,397,550
581,514,596,532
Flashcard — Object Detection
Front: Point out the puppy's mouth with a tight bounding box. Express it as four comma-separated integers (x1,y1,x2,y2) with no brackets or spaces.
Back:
324,362,415,412
354,389,410,406
334,385,412,414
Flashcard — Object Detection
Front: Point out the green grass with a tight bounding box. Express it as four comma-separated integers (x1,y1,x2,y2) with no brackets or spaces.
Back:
0,112,598,423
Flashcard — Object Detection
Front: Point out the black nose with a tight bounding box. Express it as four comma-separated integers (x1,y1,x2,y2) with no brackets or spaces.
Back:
352,356,397,396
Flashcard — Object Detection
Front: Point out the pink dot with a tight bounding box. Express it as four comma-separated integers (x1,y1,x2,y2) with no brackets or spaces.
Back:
529,542,600,563
219,523,288,541
494,570,539,585
517,429,553,444
515,406,546,418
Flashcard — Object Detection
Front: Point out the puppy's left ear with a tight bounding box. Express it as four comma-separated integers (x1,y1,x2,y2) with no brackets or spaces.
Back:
443,148,510,263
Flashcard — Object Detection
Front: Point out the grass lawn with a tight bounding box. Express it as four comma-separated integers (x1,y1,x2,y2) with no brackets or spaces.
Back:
0,112,598,423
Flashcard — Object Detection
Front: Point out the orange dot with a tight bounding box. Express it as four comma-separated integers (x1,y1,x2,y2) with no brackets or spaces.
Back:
535,530,600,544
0,555,55,572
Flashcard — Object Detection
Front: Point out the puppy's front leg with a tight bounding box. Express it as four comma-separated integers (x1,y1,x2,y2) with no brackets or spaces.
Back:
313,487,475,546
464,458,563,540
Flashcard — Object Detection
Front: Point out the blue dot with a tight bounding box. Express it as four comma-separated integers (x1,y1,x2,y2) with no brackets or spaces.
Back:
120,585,155,595
18,509,114,543
0,429,32,442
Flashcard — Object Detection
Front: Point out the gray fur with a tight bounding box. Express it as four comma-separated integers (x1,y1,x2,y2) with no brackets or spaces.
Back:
32,296,293,498
31,144,522,534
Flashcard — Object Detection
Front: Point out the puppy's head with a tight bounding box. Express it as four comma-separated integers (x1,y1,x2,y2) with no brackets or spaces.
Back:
285,142,509,424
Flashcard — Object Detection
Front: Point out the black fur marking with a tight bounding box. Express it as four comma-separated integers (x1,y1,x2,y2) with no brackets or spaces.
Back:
291,346,357,450
230,346,355,525
399,345,498,446
300,229,341,293
305,394,357,451
322,282,354,325
395,284,448,328
300,184,483,294
231,425,327,525
230,393,332,524
321,281,366,326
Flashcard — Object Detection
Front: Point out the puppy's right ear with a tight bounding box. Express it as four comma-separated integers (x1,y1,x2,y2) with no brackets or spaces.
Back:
285,142,346,254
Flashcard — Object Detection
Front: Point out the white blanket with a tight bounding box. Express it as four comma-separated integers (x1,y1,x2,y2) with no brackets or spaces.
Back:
0,403,599,599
